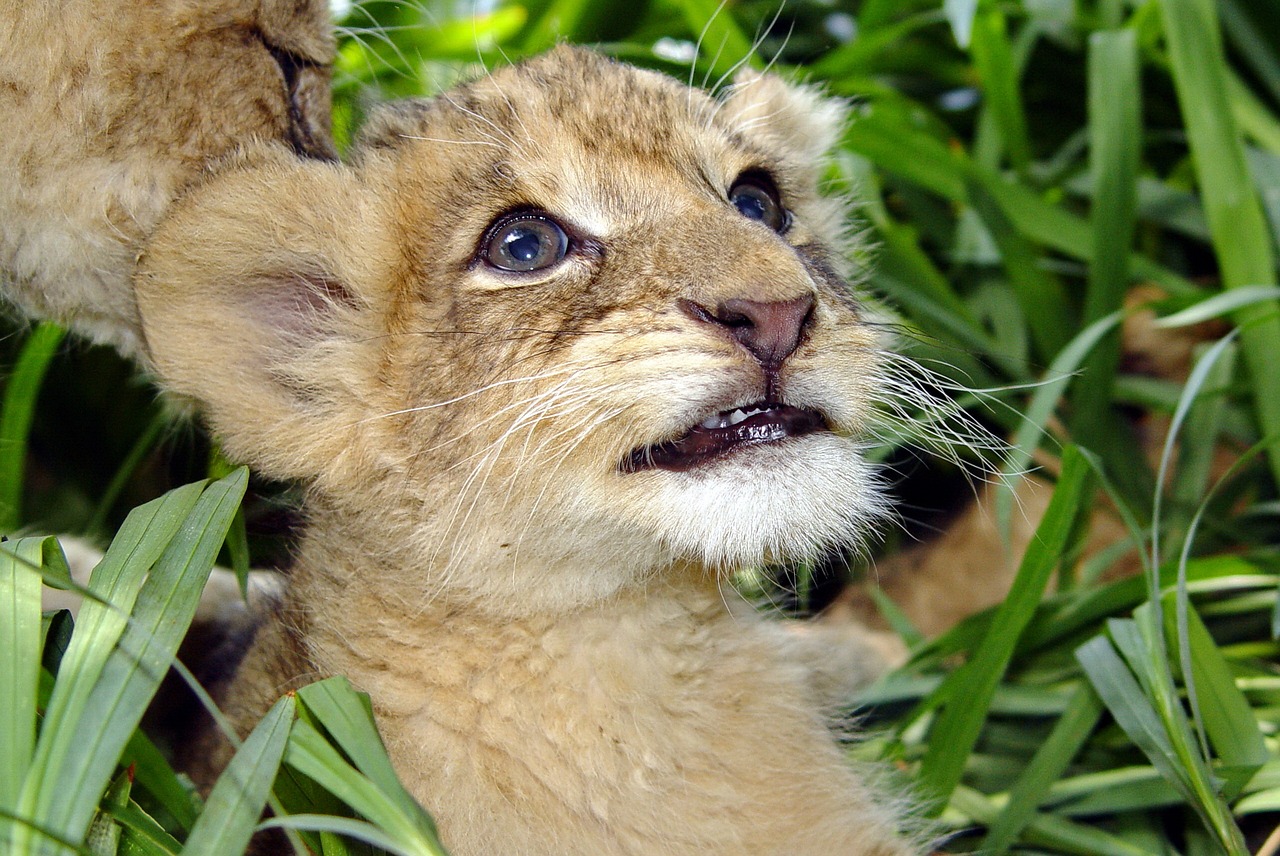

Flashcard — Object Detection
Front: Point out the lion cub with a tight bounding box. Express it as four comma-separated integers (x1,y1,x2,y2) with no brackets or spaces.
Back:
137,47,916,855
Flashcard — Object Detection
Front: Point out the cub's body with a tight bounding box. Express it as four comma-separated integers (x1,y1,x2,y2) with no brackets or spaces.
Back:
219,571,903,854
139,47,915,854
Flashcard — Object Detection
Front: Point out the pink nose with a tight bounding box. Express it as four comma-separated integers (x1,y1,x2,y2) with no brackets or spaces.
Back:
682,295,815,368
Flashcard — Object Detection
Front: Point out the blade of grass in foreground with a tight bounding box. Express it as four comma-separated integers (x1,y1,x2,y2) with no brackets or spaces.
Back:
284,719,448,856
950,785,1152,856
0,322,65,532
996,312,1123,537
182,695,295,856
285,677,445,855
261,814,415,855
1078,611,1250,854
1,537,49,820
296,678,438,842
22,482,208,825
14,469,248,853
918,445,1094,807
1161,599,1267,797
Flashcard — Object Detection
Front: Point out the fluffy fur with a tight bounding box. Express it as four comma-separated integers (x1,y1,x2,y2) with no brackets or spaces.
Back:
136,47,918,854
0,0,334,358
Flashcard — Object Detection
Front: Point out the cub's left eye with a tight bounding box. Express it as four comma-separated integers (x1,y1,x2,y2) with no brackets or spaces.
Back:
483,214,569,273
729,174,789,233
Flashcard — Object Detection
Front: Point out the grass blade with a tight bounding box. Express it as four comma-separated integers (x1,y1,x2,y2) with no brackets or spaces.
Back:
295,677,438,842
997,312,1124,534
1083,610,1250,853
1162,599,1268,795
919,446,1094,804
1160,0,1280,486
16,470,248,852
964,172,1071,360
970,9,1031,174
950,785,1152,856
1155,285,1280,328
1077,633,1186,788
1,537,49,820
0,322,65,531
86,408,168,539
106,800,182,856
260,815,418,855
182,695,295,856
283,719,447,856
23,484,208,830
982,683,1106,853
119,728,200,833
1071,28,1144,489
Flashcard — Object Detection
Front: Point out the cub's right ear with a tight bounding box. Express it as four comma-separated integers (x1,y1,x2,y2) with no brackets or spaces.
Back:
136,144,395,486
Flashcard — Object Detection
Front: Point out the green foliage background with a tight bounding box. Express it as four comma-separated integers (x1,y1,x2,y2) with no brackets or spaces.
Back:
3,0,1280,853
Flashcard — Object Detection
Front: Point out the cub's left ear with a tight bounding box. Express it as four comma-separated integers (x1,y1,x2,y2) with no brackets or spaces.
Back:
719,70,848,167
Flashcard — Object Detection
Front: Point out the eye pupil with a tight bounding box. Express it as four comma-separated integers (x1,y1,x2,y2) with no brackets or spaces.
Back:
734,192,767,221
504,228,543,263
729,176,787,233
484,214,569,273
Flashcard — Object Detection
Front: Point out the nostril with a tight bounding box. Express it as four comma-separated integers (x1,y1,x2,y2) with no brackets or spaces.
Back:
681,294,816,368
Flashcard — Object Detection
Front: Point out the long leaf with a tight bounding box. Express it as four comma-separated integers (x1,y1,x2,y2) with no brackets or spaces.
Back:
1071,28,1145,490
182,695,295,856
997,312,1124,535
0,322,65,531
982,683,1106,853
919,446,1094,804
18,483,209,841
1,537,49,819
295,678,438,841
1160,0,1280,487
970,9,1030,174
284,716,446,856
1161,598,1268,795
16,470,248,852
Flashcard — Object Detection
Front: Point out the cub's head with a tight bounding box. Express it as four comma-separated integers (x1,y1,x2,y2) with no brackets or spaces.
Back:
137,47,887,612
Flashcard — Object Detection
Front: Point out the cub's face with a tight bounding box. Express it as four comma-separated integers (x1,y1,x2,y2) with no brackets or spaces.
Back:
138,48,887,611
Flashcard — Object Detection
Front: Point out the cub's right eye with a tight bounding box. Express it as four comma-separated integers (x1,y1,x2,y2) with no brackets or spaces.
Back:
482,213,569,273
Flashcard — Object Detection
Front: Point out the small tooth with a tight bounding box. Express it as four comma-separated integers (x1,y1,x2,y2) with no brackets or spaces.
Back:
726,409,750,426
700,414,727,429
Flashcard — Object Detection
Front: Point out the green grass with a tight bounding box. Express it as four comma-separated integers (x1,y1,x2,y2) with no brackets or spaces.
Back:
3,0,1279,853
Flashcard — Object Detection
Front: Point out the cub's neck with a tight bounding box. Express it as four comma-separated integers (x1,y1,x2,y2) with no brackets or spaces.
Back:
276,543,904,855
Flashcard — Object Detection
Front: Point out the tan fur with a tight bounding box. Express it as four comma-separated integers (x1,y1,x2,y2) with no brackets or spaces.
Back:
137,48,917,854
0,0,334,358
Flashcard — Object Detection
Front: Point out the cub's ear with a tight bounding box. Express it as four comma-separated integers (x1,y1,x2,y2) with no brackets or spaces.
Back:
136,144,393,485
719,70,848,169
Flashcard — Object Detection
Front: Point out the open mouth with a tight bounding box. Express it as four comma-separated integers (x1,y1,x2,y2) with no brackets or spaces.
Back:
622,402,827,473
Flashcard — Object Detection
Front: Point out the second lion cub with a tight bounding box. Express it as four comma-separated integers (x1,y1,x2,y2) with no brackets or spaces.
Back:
137,48,918,855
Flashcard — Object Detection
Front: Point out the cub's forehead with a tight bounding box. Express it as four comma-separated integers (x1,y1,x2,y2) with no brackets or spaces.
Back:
355,48,777,226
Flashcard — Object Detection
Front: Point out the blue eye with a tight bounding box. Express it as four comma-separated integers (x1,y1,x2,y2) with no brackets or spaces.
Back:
484,214,569,272
729,176,788,233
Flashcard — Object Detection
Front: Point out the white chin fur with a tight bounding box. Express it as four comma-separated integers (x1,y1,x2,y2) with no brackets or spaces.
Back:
619,433,886,569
